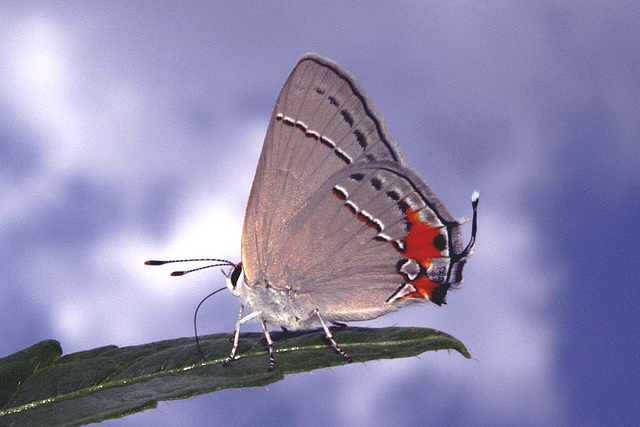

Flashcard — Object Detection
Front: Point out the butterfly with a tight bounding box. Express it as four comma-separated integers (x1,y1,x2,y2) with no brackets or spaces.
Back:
148,53,478,371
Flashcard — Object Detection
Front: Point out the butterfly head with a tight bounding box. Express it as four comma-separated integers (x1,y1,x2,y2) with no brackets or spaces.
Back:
223,262,245,296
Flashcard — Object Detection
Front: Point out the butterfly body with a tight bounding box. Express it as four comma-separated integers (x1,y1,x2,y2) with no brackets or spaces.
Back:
228,261,411,331
227,268,320,330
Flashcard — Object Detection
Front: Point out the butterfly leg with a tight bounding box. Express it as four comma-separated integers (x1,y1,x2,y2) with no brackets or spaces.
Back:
316,310,352,363
223,305,244,366
260,319,276,372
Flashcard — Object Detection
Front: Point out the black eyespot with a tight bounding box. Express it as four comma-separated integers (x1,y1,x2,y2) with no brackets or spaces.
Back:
398,200,410,213
430,284,450,306
370,177,382,190
433,234,446,251
386,190,400,200
230,265,242,288
341,110,354,127
354,129,367,149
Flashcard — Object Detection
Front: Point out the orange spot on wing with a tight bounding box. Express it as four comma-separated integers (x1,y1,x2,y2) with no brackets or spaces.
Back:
402,209,444,265
390,209,449,304
399,276,441,301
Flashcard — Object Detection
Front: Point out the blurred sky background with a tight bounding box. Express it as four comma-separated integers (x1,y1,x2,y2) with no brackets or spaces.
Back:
1,2,638,426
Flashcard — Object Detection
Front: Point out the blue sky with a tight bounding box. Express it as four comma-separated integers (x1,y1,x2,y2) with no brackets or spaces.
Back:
1,2,638,426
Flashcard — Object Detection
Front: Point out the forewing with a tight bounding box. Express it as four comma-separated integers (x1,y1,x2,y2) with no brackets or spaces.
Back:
242,53,407,282
266,161,468,322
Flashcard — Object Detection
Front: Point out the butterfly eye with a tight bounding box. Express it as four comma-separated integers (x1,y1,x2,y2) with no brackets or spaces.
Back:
230,264,243,288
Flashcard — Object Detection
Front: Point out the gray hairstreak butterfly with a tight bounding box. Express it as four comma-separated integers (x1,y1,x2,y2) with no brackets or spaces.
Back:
147,53,478,371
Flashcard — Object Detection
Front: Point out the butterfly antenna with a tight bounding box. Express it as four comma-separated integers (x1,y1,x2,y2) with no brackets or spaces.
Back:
145,258,236,266
193,286,227,362
169,263,235,276
458,190,479,259
145,258,236,361
144,258,236,276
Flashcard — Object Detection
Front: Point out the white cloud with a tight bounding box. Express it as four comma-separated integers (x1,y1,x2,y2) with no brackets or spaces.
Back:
2,15,88,172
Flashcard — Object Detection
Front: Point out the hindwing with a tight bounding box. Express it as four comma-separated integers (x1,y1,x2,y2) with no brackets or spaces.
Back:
264,161,468,321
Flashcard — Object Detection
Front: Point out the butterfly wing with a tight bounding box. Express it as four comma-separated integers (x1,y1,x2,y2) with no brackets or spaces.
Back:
242,53,476,324
266,160,470,322
242,53,407,283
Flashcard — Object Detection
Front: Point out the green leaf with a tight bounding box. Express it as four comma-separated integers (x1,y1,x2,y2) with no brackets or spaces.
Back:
0,327,470,426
